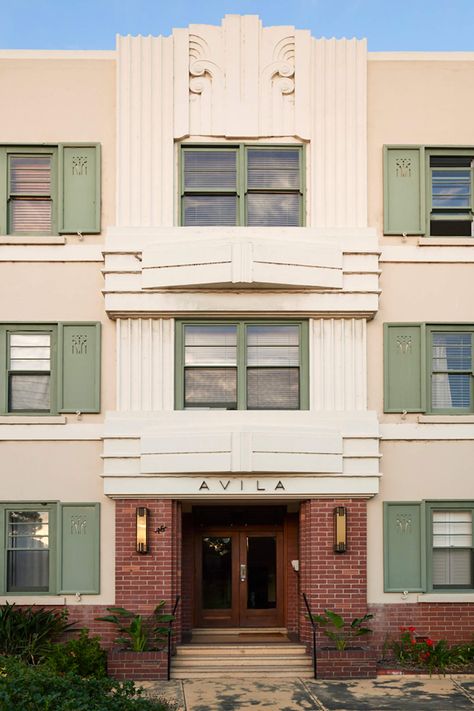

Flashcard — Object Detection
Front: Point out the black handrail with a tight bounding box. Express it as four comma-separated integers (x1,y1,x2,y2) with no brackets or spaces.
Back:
167,595,181,681
302,592,317,679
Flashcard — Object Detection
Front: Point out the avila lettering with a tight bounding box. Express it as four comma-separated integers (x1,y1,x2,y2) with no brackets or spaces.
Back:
198,479,286,492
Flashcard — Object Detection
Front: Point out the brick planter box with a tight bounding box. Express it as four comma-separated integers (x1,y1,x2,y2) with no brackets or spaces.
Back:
316,648,377,679
107,650,167,680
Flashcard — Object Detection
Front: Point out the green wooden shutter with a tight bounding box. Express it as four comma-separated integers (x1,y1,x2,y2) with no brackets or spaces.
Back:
58,144,100,233
384,323,425,412
58,323,101,413
59,503,100,593
384,146,425,235
0,327,6,414
384,502,424,592
0,148,6,235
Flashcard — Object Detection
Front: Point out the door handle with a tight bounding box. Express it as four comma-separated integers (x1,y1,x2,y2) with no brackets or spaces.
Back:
240,563,247,582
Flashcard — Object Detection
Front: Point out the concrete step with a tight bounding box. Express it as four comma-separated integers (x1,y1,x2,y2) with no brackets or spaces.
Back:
171,640,313,679
172,656,311,668
171,668,315,679
176,644,306,657
191,627,288,635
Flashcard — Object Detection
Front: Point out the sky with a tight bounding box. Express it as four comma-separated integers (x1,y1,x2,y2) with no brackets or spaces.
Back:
1,0,474,52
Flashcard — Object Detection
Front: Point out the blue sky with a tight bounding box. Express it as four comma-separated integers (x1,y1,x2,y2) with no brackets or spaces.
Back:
2,0,474,51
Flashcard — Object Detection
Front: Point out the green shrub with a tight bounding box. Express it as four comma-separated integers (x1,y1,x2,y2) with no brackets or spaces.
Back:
0,603,74,665
44,629,107,678
0,656,175,711
311,609,374,651
96,601,174,652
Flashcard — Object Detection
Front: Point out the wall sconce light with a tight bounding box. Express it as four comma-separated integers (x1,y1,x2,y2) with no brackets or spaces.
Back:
334,506,347,553
136,507,149,554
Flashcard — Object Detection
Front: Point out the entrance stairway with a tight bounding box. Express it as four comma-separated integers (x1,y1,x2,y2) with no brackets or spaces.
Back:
171,628,314,679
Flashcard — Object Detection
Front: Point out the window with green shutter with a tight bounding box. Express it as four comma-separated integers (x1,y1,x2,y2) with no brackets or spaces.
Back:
384,323,474,414
0,144,101,236
384,146,474,237
0,502,100,595
180,145,304,226
384,501,474,593
175,320,309,410
0,322,101,415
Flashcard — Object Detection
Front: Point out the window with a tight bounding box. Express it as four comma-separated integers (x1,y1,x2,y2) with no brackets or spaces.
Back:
180,145,304,226
175,321,309,410
429,153,473,236
0,323,101,415
384,146,474,237
0,144,101,236
384,501,474,593
0,503,100,595
432,510,473,589
384,323,474,414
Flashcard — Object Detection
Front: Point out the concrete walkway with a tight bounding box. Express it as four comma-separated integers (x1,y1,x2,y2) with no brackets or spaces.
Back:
141,675,474,710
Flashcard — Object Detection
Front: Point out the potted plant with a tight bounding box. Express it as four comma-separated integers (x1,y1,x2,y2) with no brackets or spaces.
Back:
310,609,376,679
96,601,174,680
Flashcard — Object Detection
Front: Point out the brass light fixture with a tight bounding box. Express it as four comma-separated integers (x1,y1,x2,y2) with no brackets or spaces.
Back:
333,506,347,553
136,507,149,554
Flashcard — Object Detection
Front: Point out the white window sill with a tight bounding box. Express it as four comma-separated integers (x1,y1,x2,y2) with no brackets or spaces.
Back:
417,593,474,603
0,416,67,424
0,596,66,605
418,237,474,246
418,415,474,424
0,235,66,245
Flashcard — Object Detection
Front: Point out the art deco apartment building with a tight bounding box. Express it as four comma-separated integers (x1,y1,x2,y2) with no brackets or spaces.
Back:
0,15,473,678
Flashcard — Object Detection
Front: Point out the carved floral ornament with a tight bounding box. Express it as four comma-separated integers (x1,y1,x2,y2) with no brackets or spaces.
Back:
395,513,412,534
188,32,295,99
396,335,412,355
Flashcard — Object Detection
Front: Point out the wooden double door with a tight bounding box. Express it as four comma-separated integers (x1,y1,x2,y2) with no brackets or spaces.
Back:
195,528,284,628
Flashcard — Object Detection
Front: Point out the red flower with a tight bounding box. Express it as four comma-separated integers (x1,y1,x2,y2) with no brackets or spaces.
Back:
426,639,434,647
399,626,406,632
408,626,416,632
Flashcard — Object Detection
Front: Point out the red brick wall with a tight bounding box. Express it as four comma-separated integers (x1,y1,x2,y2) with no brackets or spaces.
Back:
114,499,182,641
299,499,369,647
285,513,299,635
369,602,474,655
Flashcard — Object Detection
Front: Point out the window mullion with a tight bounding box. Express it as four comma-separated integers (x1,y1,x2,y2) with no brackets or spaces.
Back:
239,145,245,226
237,322,247,409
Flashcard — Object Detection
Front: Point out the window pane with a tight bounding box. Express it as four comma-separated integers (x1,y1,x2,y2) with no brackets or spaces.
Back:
247,193,300,226
10,199,52,233
433,511,472,547
247,536,277,609
432,333,471,371
7,510,50,592
247,149,300,189
431,332,472,409
432,374,470,409
202,537,232,609
10,155,51,195
432,169,471,209
9,374,50,411
183,195,237,226
185,325,237,346
247,325,300,366
184,150,237,189
10,333,51,371
184,325,237,365
433,549,472,587
185,368,237,408
247,368,299,409
247,325,299,346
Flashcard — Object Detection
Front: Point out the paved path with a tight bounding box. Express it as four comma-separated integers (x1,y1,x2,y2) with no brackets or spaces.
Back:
141,675,474,710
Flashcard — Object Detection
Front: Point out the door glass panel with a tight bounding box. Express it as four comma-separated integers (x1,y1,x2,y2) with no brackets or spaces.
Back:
247,536,276,609
202,536,232,609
